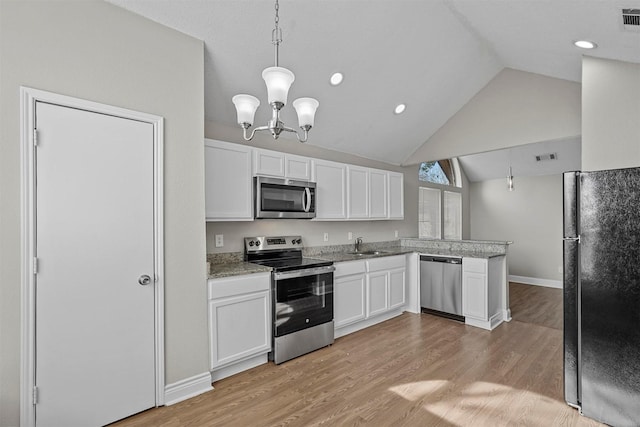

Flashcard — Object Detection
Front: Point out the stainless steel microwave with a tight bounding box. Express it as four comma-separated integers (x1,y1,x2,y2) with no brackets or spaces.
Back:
254,176,316,219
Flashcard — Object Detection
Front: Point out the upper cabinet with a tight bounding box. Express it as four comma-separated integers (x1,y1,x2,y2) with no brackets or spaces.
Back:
253,148,312,181
204,139,404,222
347,165,369,219
312,159,347,220
204,139,253,221
369,169,388,219
388,171,404,219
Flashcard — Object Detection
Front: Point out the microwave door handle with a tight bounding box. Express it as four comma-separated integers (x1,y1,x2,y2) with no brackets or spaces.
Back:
304,187,311,212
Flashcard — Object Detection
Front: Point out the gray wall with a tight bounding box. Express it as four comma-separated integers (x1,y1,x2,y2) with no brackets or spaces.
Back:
582,57,640,170
0,2,206,425
470,174,563,282
407,68,581,164
205,121,421,252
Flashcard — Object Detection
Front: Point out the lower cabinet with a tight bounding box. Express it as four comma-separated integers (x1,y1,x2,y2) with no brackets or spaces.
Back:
208,272,271,380
462,256,505,330
335,255,406,337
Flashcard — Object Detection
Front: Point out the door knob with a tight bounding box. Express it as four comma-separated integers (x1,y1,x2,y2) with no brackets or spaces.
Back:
138,275,152,286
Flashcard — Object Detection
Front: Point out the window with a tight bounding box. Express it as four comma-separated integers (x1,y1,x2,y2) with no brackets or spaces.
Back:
443,191,462,240
419,159,461,187
418,187,441,239
418,159,463,240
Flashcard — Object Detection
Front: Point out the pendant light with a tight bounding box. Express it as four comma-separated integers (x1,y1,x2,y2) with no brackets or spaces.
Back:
507,166,515,191
232,0,319,143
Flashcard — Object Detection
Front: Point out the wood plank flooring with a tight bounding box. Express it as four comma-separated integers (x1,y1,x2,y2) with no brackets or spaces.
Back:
113,283,603,427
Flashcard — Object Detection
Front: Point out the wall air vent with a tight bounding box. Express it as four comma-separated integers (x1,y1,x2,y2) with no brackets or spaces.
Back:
535,153,557,162
622,9,640,31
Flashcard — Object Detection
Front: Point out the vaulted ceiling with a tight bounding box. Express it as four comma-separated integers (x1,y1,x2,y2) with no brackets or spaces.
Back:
107,0,640,166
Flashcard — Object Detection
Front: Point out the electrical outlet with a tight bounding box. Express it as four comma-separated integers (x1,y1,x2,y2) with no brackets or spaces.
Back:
348,232,353,240
394,230,399,238
323,232,329,242
215,234,224,247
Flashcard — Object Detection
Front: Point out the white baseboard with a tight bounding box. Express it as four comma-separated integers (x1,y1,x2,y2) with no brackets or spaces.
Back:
211,353,268,382
164,371,213,406
509,275,562,289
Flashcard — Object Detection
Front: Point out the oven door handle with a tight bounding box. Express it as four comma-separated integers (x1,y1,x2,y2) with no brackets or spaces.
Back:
273,265,335,280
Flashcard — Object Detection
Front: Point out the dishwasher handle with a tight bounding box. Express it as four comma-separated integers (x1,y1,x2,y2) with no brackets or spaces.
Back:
420,255,462,264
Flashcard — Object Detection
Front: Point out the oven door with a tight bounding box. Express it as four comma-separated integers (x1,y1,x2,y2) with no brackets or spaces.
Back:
255,176,316,219
272,266,334,337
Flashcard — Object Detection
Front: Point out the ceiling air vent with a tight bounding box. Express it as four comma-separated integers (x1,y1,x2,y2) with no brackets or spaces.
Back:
535,153,557,162
622,9,640,31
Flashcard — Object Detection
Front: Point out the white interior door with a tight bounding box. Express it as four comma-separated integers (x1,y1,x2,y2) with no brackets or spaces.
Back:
35,101,156,426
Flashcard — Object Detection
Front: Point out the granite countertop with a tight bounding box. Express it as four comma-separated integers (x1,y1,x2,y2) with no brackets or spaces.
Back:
208,261,271,279
207,239,509,279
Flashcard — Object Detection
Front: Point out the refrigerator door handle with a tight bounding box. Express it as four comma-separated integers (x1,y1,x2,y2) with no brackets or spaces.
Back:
563,236,581,243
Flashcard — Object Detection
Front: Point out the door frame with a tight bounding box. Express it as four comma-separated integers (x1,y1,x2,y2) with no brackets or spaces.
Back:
19,87,165,427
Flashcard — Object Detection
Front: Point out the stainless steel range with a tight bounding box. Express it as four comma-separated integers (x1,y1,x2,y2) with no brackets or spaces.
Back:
245,236,335,364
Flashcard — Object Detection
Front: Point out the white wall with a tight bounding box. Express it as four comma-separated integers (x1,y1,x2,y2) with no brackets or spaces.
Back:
470,174,563,283
407,68,581,163
582,57,640,171
205,121,421,253
0,2,206,425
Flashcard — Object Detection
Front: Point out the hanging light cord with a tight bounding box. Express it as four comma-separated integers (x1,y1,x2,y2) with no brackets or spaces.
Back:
272,0,282,67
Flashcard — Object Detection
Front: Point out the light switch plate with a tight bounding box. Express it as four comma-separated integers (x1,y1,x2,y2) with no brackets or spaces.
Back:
323,232,329,242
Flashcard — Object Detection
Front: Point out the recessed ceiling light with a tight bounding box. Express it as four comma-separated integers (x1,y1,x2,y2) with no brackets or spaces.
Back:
574,40,597,49
329,72,343,86
394,104,406,115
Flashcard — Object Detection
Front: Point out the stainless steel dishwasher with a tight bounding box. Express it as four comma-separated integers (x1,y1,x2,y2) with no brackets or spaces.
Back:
420,255,463,321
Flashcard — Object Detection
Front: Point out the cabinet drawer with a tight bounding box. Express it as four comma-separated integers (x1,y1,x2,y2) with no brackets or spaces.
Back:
463,257,487,274
367,255,405,272
334,260,366,277
208,272,271,300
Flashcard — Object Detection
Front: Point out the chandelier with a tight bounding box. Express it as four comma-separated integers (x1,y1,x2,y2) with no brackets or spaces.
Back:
232,0,319,143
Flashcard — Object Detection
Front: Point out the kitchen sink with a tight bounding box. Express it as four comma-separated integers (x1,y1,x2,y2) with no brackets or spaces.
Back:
348,250,387,256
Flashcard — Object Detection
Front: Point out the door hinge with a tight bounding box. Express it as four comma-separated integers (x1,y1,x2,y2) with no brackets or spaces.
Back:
33,257,39,274
33,386,38,405
33,129,38,147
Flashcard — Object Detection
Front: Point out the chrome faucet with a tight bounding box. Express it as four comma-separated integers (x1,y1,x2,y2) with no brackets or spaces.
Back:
355,237,363,252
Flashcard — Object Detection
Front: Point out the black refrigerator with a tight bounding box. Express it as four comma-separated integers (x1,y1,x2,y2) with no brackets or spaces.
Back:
563,168,640,427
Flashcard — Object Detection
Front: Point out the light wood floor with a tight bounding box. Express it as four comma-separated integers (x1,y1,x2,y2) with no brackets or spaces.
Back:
114,283,603,427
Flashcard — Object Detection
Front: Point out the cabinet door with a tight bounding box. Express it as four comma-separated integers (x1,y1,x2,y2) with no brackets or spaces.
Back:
312,160,347,219
205,139,253,221
462,272,487,320
369,169,388,219
389,268,406,310
209,291,271,370
254,148,285,177
367,271,388,318
348,166,369,219
388,172,404,219
285,154,312,180
334,274,366,328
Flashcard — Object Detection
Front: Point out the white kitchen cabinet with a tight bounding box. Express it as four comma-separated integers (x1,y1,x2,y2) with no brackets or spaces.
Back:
347,165,369,219
389,268,406,310
334,261,366,328
462,256,505,330
388,171,404,219
312,159,347,220
366,271,389,318
204,139,253,221
285,154,312,180
253,148,285,177
208,272,271,380
366,255,406,317
369,169,388,219
253,148,312,180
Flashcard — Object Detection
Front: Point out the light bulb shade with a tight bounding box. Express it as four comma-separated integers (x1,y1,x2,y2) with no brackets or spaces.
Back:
262,67,295,106
292,97,319,128
232,94,260,126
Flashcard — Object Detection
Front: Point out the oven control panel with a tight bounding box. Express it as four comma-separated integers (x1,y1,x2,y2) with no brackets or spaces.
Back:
245,236,303,252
